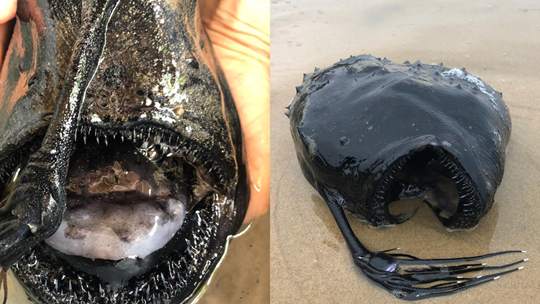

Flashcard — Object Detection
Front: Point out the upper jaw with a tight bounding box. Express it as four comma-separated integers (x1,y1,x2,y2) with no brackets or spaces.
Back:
75,119,237,194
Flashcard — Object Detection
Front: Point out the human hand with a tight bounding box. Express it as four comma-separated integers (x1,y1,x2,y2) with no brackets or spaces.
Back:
200,0,270,223
0,0,270,224
0,0,16,68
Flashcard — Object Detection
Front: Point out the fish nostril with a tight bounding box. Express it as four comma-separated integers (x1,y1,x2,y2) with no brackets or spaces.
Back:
187,57,199,70
28,74,38,87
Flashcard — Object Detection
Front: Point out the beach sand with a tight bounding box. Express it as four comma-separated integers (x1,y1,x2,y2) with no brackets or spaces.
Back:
271,1,540,303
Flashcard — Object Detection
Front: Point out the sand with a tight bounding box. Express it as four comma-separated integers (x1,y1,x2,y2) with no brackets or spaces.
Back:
271,0,540,303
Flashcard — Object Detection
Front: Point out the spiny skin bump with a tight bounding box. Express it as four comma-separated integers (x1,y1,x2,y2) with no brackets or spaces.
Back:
0,0,248,303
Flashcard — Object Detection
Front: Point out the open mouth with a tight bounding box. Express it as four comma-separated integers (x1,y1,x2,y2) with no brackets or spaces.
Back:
374,146,481,228
2,122,236,303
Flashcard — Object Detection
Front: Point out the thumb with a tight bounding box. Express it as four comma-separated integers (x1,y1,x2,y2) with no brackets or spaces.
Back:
0,0,16,23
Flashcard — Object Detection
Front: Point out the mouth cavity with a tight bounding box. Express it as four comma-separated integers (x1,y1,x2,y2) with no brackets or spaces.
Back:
4,122,230,297
44,131,195,261
375,147,480,227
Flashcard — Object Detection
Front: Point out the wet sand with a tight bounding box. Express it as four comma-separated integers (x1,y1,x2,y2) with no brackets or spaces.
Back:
195,213,270,304
271,0,540,303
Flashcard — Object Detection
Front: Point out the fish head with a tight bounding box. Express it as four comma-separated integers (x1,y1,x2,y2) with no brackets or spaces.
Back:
0,0,248,302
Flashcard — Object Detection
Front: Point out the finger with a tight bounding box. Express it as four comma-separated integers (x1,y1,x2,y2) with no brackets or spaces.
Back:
0,0,16,24
200,0,270,223
0,0,16,69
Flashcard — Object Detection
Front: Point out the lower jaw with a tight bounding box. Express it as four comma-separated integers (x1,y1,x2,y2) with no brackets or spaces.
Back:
11,191,228,303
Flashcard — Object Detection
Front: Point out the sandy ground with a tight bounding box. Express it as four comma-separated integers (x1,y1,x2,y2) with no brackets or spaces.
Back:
271,0,540,303
2,212,269,303
196,213,270,304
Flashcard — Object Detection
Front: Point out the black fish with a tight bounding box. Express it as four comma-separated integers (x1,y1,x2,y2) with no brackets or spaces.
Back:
287,55,525,300
0,0,248,303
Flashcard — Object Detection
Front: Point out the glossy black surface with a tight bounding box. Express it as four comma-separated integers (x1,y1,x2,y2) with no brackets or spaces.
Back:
288,55,523,300
0,0,248,303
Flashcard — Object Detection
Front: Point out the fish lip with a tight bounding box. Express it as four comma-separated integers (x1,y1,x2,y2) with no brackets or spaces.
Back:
369,138,483,229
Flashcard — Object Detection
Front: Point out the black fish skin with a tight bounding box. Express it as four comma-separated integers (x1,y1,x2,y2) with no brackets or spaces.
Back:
288,55,521,300
0,0,248,303
289,55,510,229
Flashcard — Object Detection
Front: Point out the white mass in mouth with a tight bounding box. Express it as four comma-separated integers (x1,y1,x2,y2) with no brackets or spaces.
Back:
43,131,201,261
45,198,186,261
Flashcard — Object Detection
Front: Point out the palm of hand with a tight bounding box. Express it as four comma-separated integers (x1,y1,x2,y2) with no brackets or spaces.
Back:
201,0,270,223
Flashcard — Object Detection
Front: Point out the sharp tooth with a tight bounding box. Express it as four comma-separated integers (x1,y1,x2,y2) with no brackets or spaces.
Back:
121,134,125,142
75,130,78,141
96,135,99,144
104,136,108,146
83,135,87,145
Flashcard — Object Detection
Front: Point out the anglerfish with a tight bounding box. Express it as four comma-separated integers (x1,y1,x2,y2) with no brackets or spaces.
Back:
0,0,248,303
287,55,525,300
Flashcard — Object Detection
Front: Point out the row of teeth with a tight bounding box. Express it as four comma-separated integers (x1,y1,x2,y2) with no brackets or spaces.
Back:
0,125,182,182
77,124,194,163
0,124,228,189
78,124,180,150
373,149,478,225
13,200,224,304
76,125,227,185
434,150,481,220
378,149,481,222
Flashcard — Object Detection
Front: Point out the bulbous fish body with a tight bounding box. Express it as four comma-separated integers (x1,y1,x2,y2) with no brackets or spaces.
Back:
289,55,510,229
287,55,520,300
0,0,248,303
